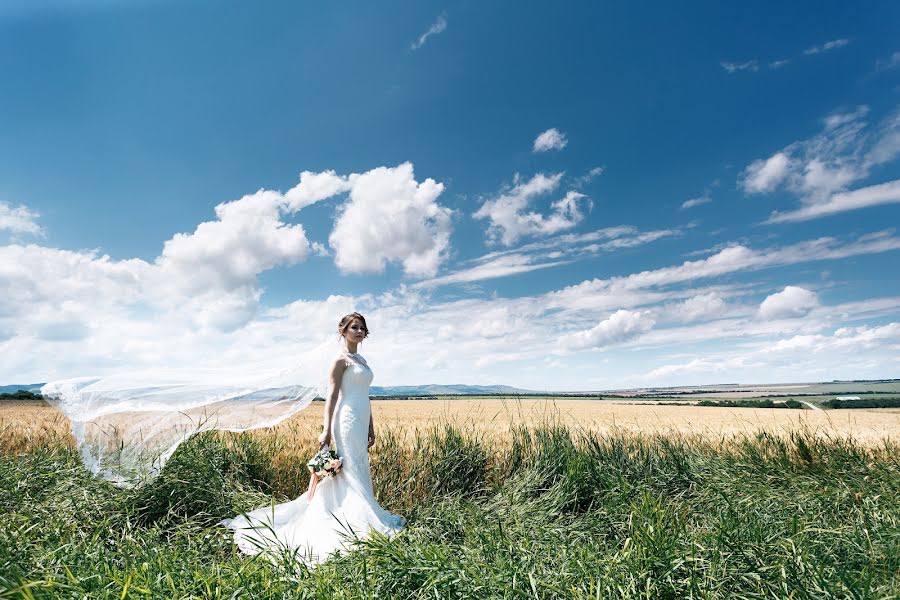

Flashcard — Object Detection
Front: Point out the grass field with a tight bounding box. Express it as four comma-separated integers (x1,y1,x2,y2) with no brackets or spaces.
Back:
1,398,899,598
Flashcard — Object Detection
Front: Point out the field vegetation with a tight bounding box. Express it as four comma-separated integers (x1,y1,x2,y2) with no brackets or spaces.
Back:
824,397,900,409
1,398,899,598
695,399,804,409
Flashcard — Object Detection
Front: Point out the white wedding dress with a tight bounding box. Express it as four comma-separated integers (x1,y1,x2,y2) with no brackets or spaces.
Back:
221,352,405,566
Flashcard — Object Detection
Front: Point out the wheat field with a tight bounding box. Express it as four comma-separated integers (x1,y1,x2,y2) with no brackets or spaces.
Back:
2,398,898,455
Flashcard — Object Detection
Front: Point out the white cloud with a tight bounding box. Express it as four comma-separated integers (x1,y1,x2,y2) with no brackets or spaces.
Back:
721,60,759,74
742,104,900,221
559,309,654,350
823,105,870,130
533,128,568,152
410,14,447,51
865,110,900,168
329,162,452,277
741,107,868,199
477,225,675,262
876,51,900,72
832,322,900,346
474,173,590,246
803,38,850,55
3,188,315,337
545,232,900,315
758,286,819,320
157,189,310,296
591,229,676,251
724,39,848,77
740,152,792,193
766,179,900,223
573,166,604,188
764,322,900,354
283,170,351,211
0,163,454,349
668,292,727,322
412,253,568,289
414,225,678,289
680,195,712,210
646,320,899,384
4,229,900,390
4,162,899,390
647,356,747,380
0,201,43,236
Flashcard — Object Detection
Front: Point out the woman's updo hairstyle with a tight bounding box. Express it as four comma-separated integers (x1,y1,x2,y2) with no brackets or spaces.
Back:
337,312,369,339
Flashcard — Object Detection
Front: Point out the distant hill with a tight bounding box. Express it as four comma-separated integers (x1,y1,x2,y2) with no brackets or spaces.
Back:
0,384,44,394
1,382,540,397
370,384,540,396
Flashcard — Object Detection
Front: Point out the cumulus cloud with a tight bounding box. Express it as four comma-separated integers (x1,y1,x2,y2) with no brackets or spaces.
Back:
0,189,311,339
410,13,447,50
4,160,899,390
4,226,900,390
329,163,453,277
0,201,43,236
157,189,311,295
559,309,654,350
758,286,819,320
474,173,590,246
0,163,454,348
283,170,351,211
741,104,900,221
669,292,727,322
741,152,792,193
533,128,568,152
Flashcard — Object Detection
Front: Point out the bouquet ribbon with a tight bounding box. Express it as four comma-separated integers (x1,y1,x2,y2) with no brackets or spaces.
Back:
307,469,319,501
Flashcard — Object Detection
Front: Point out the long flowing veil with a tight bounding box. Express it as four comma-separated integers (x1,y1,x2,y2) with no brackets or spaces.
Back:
41,362,327,487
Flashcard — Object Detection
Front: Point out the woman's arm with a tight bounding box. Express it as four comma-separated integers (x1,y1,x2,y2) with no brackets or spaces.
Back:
318,357,346,447
368,414,375,448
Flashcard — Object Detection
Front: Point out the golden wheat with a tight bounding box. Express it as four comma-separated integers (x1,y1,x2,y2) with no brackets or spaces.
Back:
2,398,899,457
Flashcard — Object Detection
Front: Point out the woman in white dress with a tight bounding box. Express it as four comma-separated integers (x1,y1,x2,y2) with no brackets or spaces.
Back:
221,312,406,565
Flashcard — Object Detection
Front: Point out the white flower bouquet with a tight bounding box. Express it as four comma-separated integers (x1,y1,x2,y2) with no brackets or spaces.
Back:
306,447,342,500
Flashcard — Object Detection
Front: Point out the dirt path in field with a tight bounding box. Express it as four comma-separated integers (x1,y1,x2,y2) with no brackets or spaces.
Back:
798,400,823,411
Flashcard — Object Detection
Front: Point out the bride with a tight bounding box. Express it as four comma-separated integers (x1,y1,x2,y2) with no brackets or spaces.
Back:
221,312,406,565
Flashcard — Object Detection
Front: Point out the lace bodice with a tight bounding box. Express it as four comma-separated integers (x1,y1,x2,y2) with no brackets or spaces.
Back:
340,352,373,397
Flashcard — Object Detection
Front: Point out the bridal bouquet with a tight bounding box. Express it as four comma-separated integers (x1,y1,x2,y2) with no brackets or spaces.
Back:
306,448,342,500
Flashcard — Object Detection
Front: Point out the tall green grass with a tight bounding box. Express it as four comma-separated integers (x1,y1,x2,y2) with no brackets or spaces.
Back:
1,423,897,598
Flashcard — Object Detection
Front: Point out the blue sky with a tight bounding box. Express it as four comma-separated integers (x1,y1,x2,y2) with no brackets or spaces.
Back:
2,1,900,389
